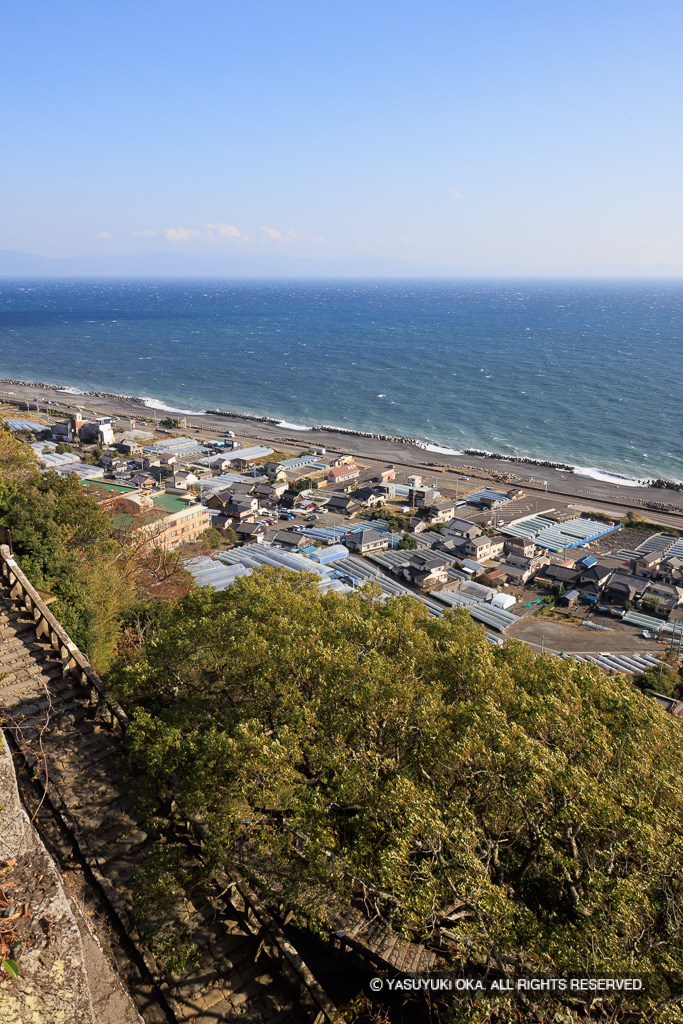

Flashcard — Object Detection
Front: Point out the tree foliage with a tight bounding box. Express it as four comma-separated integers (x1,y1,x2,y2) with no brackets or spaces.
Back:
199,527,222,549
0,469,130,669
0,445,191,670
109,568,683,1022
397,532,417,550
366,508,411,531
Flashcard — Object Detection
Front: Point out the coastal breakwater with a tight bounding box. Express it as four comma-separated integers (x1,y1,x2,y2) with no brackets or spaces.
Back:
2,380,681,491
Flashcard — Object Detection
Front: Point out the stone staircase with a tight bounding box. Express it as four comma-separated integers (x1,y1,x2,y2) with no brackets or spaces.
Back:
329,906,437,975
0,547,342,1024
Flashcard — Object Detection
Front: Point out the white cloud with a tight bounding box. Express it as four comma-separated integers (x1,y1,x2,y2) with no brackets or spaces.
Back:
311,235,325,243
398,236,411,244
447,187,461,198
132,229,158,238
206,222,242,237
261,226,285,240
98,231,113,240
165,227,199,242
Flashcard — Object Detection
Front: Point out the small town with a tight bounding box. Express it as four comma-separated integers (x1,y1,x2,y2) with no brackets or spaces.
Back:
4,403,682,715
3,4,682,1021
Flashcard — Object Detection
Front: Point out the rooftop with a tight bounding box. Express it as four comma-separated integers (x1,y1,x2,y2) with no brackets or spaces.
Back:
81,480,138,496
152,493,196,515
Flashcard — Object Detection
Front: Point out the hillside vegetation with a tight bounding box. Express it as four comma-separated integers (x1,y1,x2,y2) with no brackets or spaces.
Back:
0,423,191,670
110,569,683,1022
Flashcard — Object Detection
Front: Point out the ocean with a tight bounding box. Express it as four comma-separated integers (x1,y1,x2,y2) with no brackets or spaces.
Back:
0,278,681,482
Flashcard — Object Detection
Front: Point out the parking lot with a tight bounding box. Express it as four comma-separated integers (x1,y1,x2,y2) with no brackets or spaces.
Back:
507,615,668,657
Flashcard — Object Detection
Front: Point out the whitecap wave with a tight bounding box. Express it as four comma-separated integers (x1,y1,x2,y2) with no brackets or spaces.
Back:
421,442,465,456
572,466,649,488
58,386,86,395
141,397,204,416
277,420,312,431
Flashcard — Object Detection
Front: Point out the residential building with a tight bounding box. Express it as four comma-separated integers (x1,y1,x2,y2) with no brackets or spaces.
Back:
226,500,259,522
497,561,537,584
535,564,581,588
205,488,234,512
641,582,683,615
464,535,495,560
272,530,307,550
604,572,649,606
504,536,536,559
170,470,199,490
100,455,126,472
351,487,384,507
659,556,683,585
328,464,360,486
113,493,210,550
445,518,482,540
234,522,267,544
399,551,451,592
324,495,362,516
254,481,288,501
343,529,389,555
427,501,458,523
408,485,436,508
129,472,157,490
633,551,662,578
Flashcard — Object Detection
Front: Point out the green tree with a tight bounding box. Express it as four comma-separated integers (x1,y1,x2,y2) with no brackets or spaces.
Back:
397,533,417,550
199,527,222,549
623,509,644,528
109,569,683,1022
0,470,129,669
367,508,410,531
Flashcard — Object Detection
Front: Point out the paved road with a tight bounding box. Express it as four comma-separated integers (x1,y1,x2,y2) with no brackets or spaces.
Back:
4,383,683,528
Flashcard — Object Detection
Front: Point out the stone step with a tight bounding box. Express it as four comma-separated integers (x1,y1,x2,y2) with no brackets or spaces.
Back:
11,687,85,723
96,830,150,867
86,819,147,854
0,578,328,1024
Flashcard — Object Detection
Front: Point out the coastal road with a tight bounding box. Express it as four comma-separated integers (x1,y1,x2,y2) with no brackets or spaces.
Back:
3,382,683,526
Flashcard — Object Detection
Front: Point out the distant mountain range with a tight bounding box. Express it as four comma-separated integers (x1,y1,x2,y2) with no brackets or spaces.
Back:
1,249,681,279
0,249,462,278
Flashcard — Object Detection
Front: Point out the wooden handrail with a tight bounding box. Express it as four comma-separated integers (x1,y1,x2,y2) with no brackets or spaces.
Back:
0,543,343,1023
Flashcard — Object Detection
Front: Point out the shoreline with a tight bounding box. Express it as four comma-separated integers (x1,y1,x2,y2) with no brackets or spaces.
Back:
1,376,679,491
2,378,683,521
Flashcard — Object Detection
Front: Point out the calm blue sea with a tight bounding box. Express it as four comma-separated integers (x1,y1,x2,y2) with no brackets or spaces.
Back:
0,278,681,482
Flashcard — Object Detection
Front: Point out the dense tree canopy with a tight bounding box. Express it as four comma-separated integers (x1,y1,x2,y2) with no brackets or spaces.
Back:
0,422,191,669
110,568,683,1022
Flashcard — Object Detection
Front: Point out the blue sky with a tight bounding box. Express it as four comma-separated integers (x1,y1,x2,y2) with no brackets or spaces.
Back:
3,0,683,273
